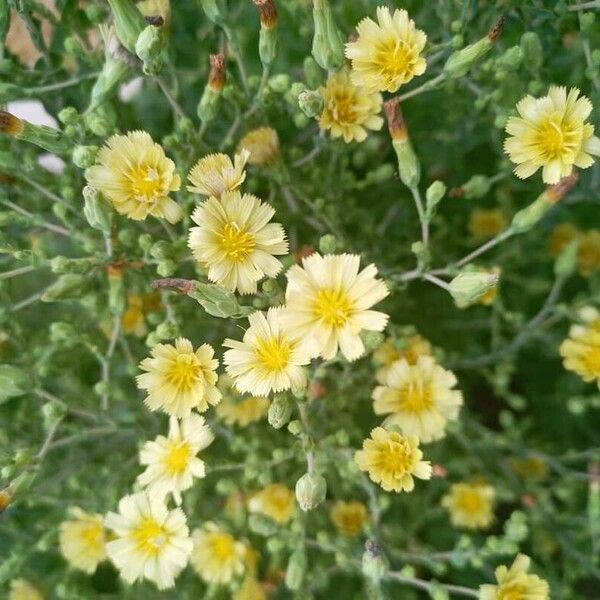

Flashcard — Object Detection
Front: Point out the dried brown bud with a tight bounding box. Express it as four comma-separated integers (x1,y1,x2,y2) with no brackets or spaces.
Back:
448,187,465,199
521,493,537,508
0,172,16,185
208,53,226,92
546,171,579,204
308,380,327,401
487,16,505,43
383,98,408,142
0,489,11,513
144,15,165,26
253,0,278,29
106,263,124,280
295,245,316,263
0,111,24,136
152,278,197,294
431,464,448,478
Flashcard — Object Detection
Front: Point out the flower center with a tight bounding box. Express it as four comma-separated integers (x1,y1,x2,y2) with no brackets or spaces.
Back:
535,116,579,161
313,288,353,328
209,534,235,561
497,583,527,600
379,438,413,476
583,345,600,375
219,222,256,262
375,39,415,80
329,90,357,125
163,441,192,475
166,354,202,391
131,518,168,556
127,165,162,201
81,523,103,547
397,383,434,413
455,490,486,514
254,335,291,373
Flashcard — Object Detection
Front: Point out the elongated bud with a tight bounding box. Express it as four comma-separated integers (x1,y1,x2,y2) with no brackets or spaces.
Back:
0,111,68,154
444,16,505,78
107,264,126,316
135,24,165,75
198,53,226,123
200,0,226,24
449,269,500,307
311,0,345,71
521,32,543,71
298,89,324,118
554,239,579,279
362,540,389,583
254,0,278,66
268,394,294,429
285,549,307,591
0,489,10,514
425,180,446,218
384,98,420,190
41,274,88,302
0,111,23,136
295,472,327,511
107,0,146,53
83,186,112,234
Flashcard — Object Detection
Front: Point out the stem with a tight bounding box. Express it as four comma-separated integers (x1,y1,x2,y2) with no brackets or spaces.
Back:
100,316,121,411
11,291,42,312
454,229,512,269
0,265,36,280
24,72,100,94
1,200,70,237
398,73,445,102
568,0,600,9
410,185,429,249
155,76,187,120
37,419,63,461
424,272,451,292
386,572,479,598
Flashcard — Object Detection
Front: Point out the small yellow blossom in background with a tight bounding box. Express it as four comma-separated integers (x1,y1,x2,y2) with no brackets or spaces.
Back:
223,307,316,396
137,414,214,504
238,127,280,166
504,86,600,184
549,222,578,256
9,579,44,600
477,266,501,306
85,131,182,223
560,306,600,387
441,482,495,530
576,229,600,277
479,554,550,600
137,338,221,417
318,70,383,143
282,253,389,361
59,507,107,573
468,209,507,240
216,375,270,426
372,356,462,443
345,7,427,93
121,294,147,336
104,492,193,590
373,334,432,384
355,427,432,492
188,191,288,294
187,150,249,197
234,575,266,600
510,456,549,481
330,500,368,536
248,483,295,524
190,523,246,584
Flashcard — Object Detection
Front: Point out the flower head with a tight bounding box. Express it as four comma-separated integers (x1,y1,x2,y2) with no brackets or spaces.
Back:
248,483,295,524
479,554,550,600
282,253,389,362
216,374,270,426
105,492,193,590
330,500,368,536
345,7,427,93
85,131,182,223
188,191,288,294
9,580,44,600
137,414,214,504
355,427,432,492
223,308,315,396
238,127,280,165
549,222,578,257
190,523,246,584
441,482,495,530
137,338,221,418
373,334,432,383
187,150,249,197
373,356,462,443
468,209,507,240
504,86,600,184
577,230,600,277
318,70,383,143
59,507,107,573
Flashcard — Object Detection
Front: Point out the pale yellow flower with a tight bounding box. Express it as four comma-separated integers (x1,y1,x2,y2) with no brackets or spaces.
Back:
59,507,107,573
137,338,221,418
248,483,295,524
121,294,146,337
355,427,431,492
373,334,432,383
510,456,549,481
190,523,246,585
188,191,288,294
479,554,550,600
105,492,193,590
138,414,214,504
373,356,462,443
187,150,249,197
9,580,43,600
577,230,600,277
282,253,389,362
238,127,280,165
441,482,495,530
216,374,270,427
468,209,507,240
549,222,579,257
345,6,427,93
477,266,501,306
223,307,315,396
234,575,266,600
504,86,600,184
330,501,368,536
560,307,600,387
318,70,383,143
85,131,182,223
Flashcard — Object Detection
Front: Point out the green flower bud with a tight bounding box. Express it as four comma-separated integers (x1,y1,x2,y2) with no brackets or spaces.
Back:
85,3,107,24
0,364,32,401
155,321,178,340
580,12,596,32
249,513,278,536
361,330,384,352
157,260,177,277
83,185,112,234
293,112,310,129
150,240,173,260
58,107,79,126
107,265,125,316
362,540,389,583
268,394,294,429
510,196,550,234
72,145,98,169
298,89,324,118
449,270,500,307
498,46,522,71
318,234,337,254
295,472,327,511
520,32,543,71
135,24,165,75
268,73,290,93
84,111,112,137
106,0,145,53
287,419,302,436
311,0,344,71
41,398,67,425
384,99,420,189
146,332,161,348
0,112,68,154
50,256,95,274
197,88,219,123
41,274,88,302
303,56,322,88
451,34,464,49
462,174,491,200
425,180,447,218
49,322,78,346
285,549,307,591
8,471,37,499
554,239,579,279
200,0,226,23
139,233,153,252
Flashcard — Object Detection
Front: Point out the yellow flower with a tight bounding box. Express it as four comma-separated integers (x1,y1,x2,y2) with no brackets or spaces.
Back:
234,575,266,600
187,150,249,197
9,580,43,600
137,338,221,417
345,6,427,93
85,131,182,223
511,456,549,481
217,374,270,427
238,127,280,165
373,356,462,443
373,334,432,383
188,191,288,294
441,482,495,530
468,209,507,240
559,307,600,387
105,492,193,590
330,501,368,536
121,294,146,336
504,86,600,184
190,523,246,584
549,222,578,257
477,266,501,306
355,427,432,492
248,483,295,524
59,507,107,573
282,253,389,361
318,70,383,143
137,414,214,504
577,230,600,277
479,554,550,600
223,307,315,396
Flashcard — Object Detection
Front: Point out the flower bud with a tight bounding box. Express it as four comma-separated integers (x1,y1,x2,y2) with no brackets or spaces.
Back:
107,264,126,315
303,56,322,88
268,394,294,429
249,513,278,536
498,45,522,71
50,256,96,274
318,234,337,254
285,549,307,591
253,0,278,66
449,269,500,307
425,180,446,218
384,98,420,190
461,174,491,199
298,89,324,118
287,419,302,436
106,0,145,53
72,145,98,169
200,0,226,24
83,185,112,234
0,489,10,513
554,239,579,279
0,364,32,399
58,107,79,126
135,24,165,75
197,53,226,123
0,111,68,154
41,274,88,302
295,472,327,511
311,0,344,71
362,540,389,583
